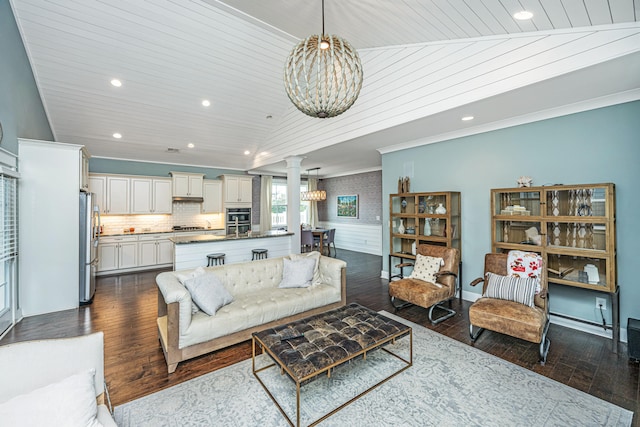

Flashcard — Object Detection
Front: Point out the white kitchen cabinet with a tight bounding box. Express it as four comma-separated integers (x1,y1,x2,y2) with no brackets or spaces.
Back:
222,175,252,206
89,175,107,214
171,172,204,198
157,240,174,264
138,234,173,267
107,176,130,214
97,236,138,272
202,179,223,213
131,178,172,214
98,243,118,272
153,179,173,213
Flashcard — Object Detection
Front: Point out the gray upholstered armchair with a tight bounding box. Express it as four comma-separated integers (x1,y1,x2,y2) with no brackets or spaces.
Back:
388,244,460,324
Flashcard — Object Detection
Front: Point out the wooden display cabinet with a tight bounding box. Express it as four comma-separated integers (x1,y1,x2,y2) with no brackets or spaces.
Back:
490,183,619,351
389,192,461,291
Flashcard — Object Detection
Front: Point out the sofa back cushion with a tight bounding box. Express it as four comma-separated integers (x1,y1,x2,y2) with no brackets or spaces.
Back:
211,257,285,296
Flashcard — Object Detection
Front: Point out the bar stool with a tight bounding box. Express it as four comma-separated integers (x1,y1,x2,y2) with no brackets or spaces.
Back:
206,253,225,266
251,249,268,260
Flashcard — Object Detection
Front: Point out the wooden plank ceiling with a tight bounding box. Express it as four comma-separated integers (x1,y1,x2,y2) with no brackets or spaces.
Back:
9,0,640,176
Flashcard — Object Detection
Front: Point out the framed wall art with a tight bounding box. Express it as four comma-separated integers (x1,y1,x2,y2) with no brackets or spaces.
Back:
337,195,358,218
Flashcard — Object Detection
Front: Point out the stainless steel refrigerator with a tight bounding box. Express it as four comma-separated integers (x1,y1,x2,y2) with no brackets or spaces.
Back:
79,192,100,304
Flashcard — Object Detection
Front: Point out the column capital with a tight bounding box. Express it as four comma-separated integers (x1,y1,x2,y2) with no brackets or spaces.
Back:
284,155,305,169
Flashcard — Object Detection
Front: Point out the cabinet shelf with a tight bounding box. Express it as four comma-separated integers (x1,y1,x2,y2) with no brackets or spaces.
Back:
491,183,616,293
389,191,461,279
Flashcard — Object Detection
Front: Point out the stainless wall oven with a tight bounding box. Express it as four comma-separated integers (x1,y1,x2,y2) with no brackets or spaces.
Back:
227,208,251,235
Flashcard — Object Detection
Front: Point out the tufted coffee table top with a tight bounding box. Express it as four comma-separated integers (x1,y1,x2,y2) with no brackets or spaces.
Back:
252,303,411,381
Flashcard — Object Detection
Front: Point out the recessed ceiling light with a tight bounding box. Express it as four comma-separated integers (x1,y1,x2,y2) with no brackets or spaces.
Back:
201,100,211,107
113,133,122,139
110,79,122,87
514,10,533,20
187,143,195,148
244,150,250,155
461,116,474,121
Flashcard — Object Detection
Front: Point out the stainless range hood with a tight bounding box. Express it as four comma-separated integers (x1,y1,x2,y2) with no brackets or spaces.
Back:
172,196,204,203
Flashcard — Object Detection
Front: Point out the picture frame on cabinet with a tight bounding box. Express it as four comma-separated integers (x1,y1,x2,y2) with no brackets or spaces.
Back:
337,195,358,218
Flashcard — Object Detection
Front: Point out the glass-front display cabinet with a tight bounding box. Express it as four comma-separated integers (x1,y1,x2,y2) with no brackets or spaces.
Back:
389,192,461,273
491,183,616,293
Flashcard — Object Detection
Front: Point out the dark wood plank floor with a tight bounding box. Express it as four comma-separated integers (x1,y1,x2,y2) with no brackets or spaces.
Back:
1,250,638,425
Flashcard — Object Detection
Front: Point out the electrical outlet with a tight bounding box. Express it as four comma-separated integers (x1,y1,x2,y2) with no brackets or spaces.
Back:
596,297,607,310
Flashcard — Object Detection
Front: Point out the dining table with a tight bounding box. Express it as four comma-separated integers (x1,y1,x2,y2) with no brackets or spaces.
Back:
310,228,330,255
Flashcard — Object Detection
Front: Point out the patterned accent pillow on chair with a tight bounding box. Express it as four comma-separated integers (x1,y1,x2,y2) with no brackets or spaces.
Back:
507,250,543,293
483,272,537,307
409,254,444,287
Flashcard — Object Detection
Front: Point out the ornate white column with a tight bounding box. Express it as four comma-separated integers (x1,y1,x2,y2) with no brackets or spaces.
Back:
285,156,304,252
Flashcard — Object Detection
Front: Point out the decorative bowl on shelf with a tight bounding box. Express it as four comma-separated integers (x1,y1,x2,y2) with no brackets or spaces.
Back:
406,227,415,234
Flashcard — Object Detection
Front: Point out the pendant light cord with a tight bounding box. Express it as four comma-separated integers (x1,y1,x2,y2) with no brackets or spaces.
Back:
322,0,325,35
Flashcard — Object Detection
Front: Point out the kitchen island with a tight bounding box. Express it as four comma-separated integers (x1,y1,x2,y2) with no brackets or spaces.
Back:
170,230,294,270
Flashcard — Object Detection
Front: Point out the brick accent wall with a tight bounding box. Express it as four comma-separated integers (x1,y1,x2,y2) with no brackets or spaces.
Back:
318,171,382,225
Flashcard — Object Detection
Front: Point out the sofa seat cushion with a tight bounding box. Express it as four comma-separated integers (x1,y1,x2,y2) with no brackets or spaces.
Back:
179,284,341,349
469,297,547,343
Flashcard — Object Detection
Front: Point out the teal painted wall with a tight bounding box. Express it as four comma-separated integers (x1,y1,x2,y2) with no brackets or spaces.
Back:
0,0,53,154
89,157,242,179
382,101,640,329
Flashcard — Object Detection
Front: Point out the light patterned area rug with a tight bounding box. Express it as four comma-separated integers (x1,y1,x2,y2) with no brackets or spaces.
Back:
114,312,633,426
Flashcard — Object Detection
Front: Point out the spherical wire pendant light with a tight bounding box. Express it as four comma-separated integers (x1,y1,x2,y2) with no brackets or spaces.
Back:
284,0,363,118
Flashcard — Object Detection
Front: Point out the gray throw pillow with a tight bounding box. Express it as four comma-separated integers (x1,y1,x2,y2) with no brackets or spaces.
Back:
184,273,234,315
289,251,322,285
483,272,537,308
175,266,207,314
279,257,316,288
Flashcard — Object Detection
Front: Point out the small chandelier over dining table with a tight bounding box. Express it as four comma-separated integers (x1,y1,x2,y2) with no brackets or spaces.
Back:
284,0,363,119
301,168,326,201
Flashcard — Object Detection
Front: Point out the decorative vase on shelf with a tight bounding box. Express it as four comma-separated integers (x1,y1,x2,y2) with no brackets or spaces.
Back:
435,203,447,214
398,219,405,234
424,219,431,236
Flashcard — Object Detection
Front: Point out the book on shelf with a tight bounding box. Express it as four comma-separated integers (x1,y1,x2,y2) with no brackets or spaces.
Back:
547,267,574,277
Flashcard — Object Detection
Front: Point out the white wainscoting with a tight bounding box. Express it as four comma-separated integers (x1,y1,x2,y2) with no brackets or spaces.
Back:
318,222,382,256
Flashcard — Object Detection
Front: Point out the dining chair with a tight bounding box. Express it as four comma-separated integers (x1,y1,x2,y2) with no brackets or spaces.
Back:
300,229,315,253
322,228,337,257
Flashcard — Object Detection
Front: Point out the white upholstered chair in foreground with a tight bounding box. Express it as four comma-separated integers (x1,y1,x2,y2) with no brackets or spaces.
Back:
0,332,116,426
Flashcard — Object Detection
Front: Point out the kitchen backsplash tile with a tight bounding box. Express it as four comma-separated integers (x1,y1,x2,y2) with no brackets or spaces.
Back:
99,202,224,233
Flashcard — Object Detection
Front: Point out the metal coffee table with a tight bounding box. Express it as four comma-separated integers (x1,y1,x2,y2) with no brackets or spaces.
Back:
252,303,412,426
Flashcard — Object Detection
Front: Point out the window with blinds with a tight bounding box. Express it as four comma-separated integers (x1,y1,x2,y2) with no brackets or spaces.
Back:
0,173,18,263
0,170,18,334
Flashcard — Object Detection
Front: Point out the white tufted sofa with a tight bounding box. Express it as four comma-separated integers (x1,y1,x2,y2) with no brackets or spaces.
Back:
156,254,346,373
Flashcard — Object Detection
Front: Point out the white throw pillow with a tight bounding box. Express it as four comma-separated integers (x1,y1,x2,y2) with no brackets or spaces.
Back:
184,273,234,316
289,251,322,285
409,254,444,287
175,266,207,314
0,369,102,427
279,257,316,288
507,250,543,294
